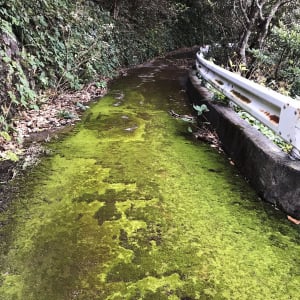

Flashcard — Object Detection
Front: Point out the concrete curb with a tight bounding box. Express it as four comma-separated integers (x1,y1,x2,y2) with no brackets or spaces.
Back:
187,70,300,219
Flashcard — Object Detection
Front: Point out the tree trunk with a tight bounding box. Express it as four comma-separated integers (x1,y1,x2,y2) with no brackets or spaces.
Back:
239,29,252,63
258,0,291,49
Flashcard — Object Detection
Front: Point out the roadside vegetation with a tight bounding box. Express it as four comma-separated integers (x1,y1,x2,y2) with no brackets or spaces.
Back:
0,0,299,161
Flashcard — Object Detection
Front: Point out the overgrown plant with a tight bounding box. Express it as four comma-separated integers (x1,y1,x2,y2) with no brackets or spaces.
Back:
0,0,201,139
0,20,37,132
234,107,292,153
186,104,210,132
169,104,210,133
247,23,300,96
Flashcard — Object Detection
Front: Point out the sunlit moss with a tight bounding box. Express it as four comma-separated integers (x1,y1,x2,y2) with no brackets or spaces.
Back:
0,60,300,300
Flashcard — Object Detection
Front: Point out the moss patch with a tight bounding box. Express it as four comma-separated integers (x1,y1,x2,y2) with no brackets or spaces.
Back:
1,59,300,300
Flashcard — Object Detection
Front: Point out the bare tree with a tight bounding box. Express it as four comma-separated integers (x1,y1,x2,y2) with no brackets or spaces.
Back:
234,0,295,63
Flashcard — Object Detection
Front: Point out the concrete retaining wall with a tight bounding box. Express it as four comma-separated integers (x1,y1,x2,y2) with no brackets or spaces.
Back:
187,70,300,219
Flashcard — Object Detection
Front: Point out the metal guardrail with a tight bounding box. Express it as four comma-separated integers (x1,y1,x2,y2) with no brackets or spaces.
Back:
195,52,300,155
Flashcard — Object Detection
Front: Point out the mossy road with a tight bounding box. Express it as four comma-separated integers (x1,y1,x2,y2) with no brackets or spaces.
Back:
0,59,299,300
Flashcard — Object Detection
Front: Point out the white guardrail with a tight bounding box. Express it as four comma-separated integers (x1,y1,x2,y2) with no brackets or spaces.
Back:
196,52,300,156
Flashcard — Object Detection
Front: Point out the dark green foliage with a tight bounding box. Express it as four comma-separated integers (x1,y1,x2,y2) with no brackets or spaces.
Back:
0,0,206,132
0,0,119,130
1,0,119,90
0,17,36,131
1,0,298,134
245,23,300,97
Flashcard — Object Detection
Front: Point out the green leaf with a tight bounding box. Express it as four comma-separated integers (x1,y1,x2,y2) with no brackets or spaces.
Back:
0,131,11,141
30,104,39,111
193,104,209,115
2,150,19,162
95,80,107,88
8,91,17,104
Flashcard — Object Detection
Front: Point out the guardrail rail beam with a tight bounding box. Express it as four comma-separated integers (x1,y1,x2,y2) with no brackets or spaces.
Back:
195,52,300,155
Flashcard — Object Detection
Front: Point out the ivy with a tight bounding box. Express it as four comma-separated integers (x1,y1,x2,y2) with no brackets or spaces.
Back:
0,19,37,132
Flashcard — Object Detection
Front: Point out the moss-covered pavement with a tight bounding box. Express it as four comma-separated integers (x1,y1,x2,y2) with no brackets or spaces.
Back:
0,58,299,300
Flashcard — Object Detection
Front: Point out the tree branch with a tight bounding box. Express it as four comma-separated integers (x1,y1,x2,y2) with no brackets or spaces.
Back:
255,0,264,20
258,0,292,48
239,0,250,24
233,0,248,29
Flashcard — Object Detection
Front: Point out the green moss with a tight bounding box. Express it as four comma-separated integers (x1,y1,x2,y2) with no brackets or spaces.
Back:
1,60,300,300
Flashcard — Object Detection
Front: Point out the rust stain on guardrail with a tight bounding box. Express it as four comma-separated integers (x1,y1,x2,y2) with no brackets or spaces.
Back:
231,90,251,104
260,110,280,124
215,79,224,86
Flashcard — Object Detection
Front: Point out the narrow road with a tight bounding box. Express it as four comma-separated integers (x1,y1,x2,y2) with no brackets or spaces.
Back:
0,57,299,300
